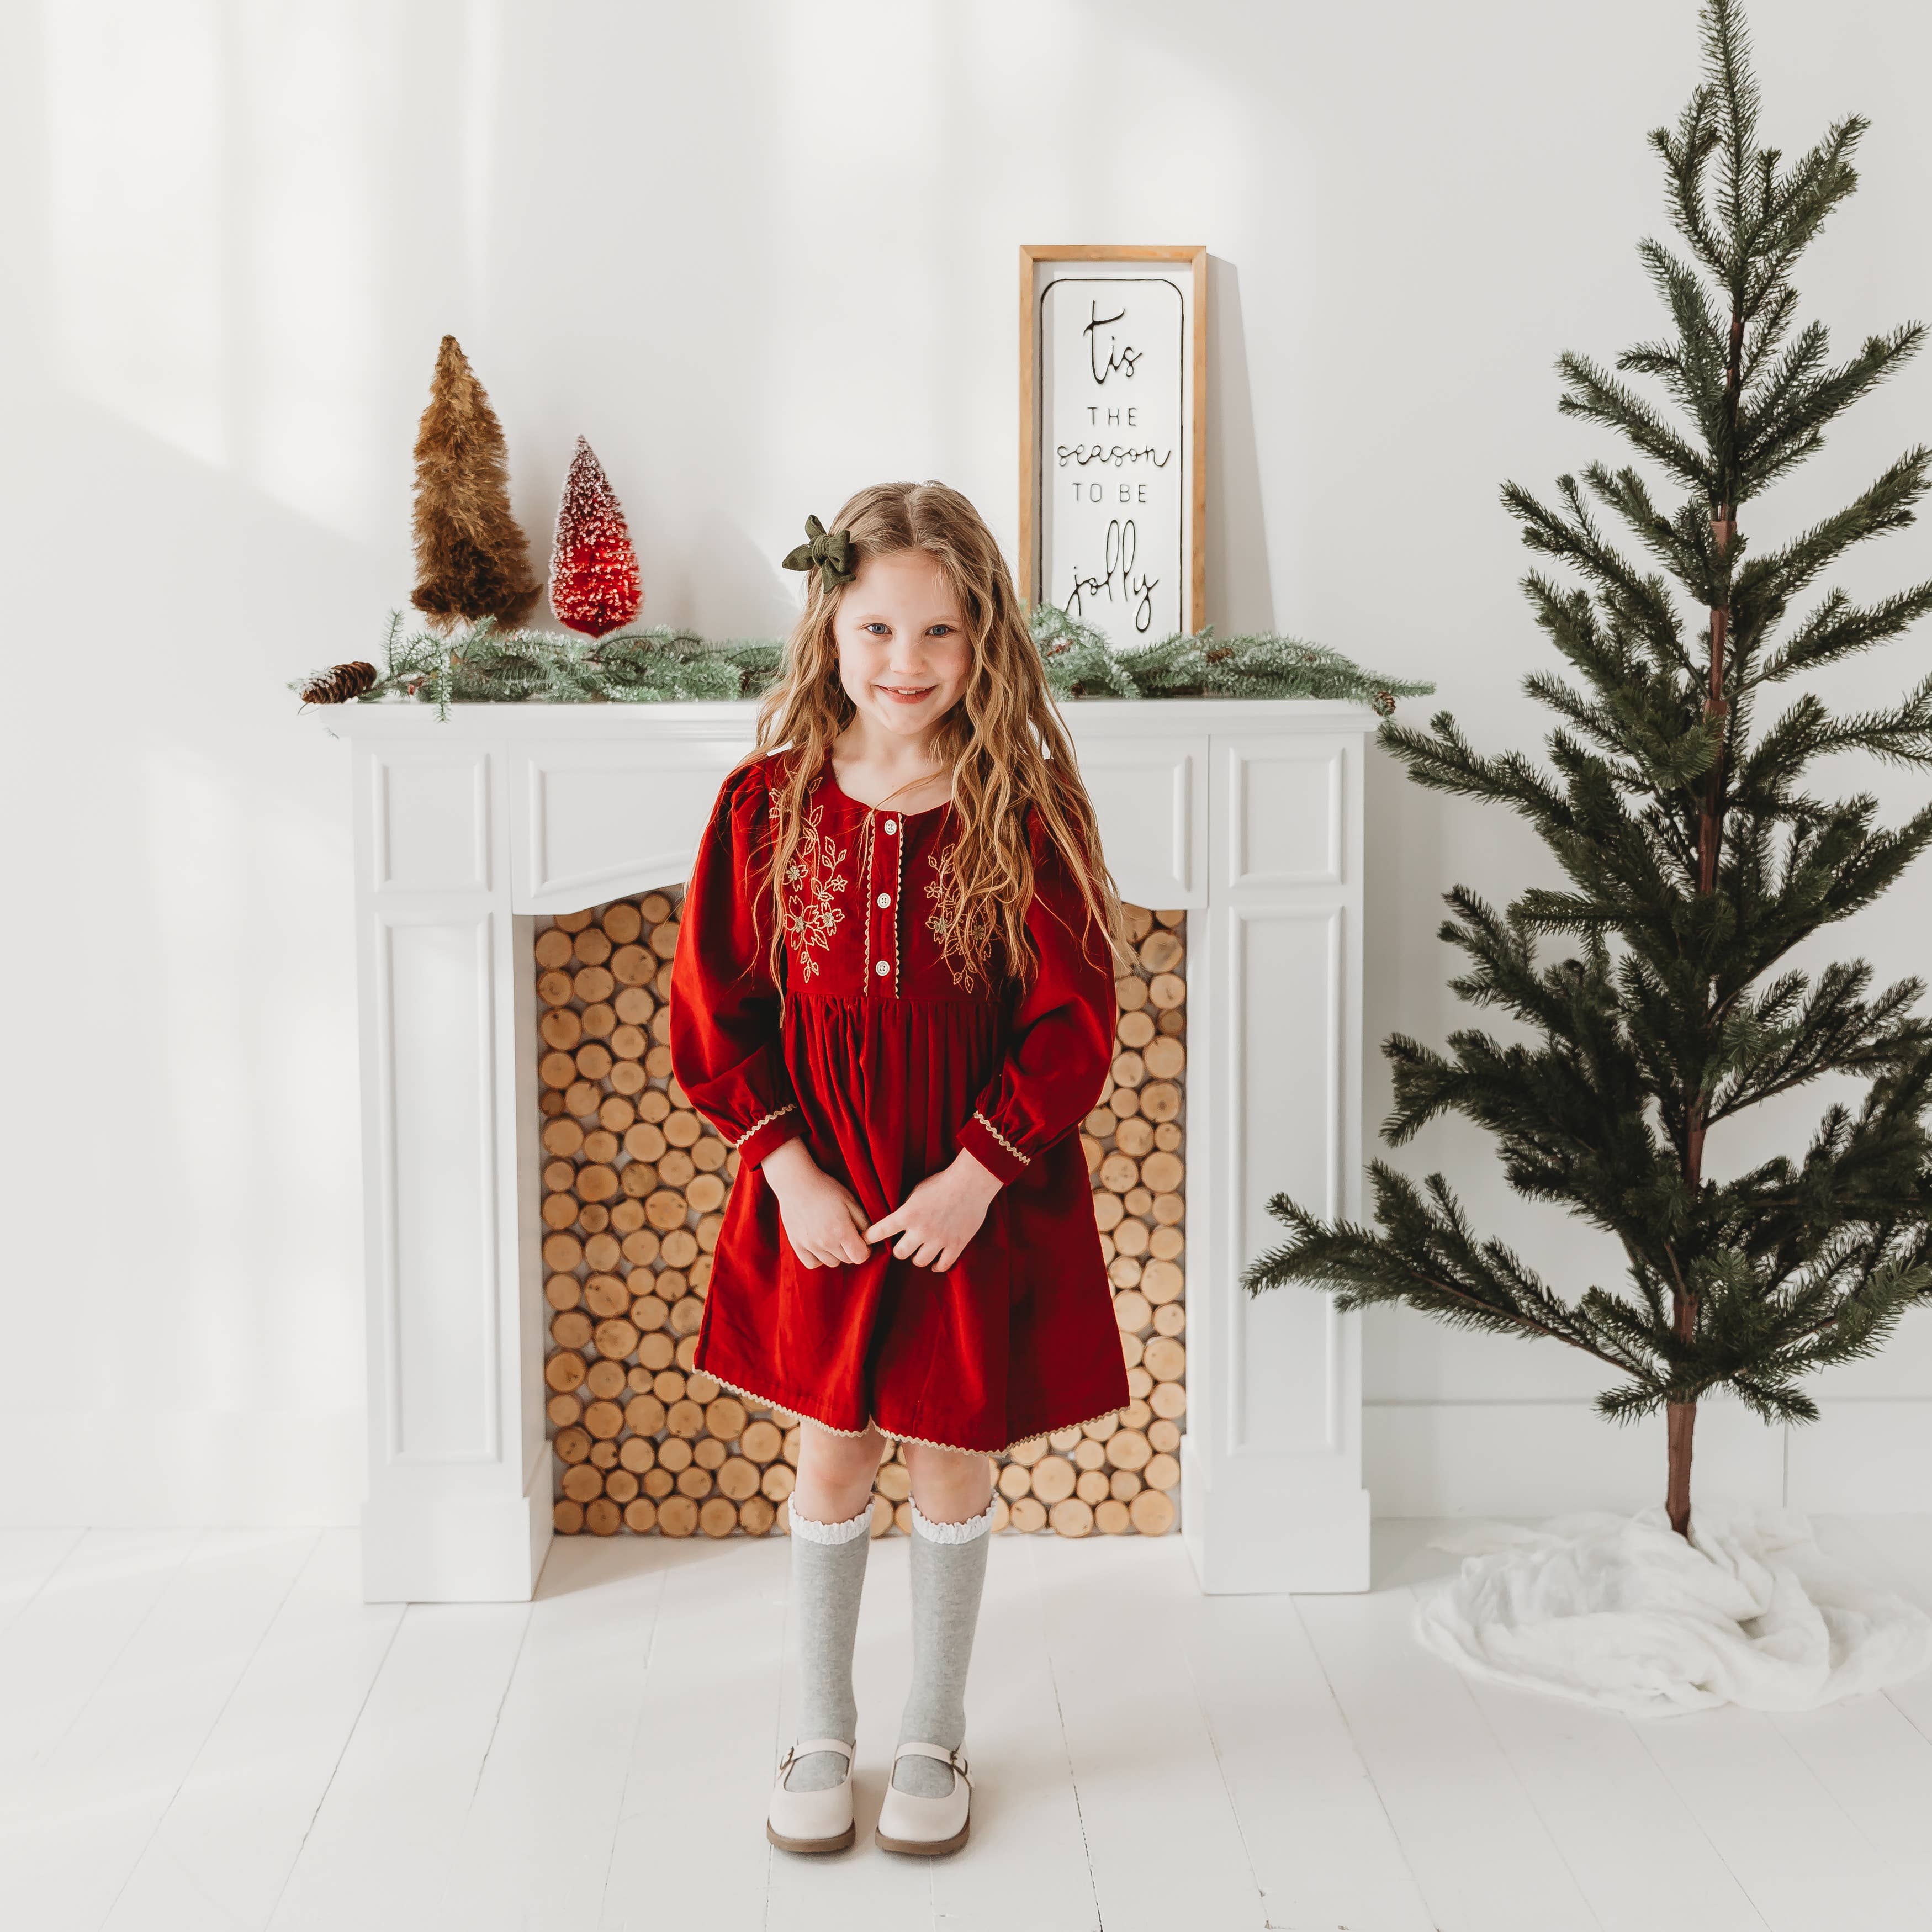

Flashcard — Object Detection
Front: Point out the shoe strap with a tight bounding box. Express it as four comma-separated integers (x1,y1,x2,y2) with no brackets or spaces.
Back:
892,1740,971,1787
779,1737,854,1772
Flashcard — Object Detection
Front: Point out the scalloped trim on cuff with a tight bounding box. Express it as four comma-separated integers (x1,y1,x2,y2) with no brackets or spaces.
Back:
736,1104,806,1168
956,1111,1028,1185
909,1496,996,1544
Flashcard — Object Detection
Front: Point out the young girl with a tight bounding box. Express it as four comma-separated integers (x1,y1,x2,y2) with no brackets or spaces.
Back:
668,480,1132,1857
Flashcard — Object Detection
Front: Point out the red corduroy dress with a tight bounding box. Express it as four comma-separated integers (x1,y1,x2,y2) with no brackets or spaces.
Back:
667,747,1132,1453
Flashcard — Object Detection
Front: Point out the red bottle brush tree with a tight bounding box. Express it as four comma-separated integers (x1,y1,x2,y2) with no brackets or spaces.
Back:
550,437,642,638
410,335,543,632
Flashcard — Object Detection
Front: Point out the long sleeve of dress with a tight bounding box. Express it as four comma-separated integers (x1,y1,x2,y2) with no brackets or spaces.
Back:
668,759,808,1171
955,810,1119,1187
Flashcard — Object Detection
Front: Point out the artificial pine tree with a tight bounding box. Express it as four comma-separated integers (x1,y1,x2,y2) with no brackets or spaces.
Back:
410,335,543,631
550,438,642,638
1242,0,1932,1537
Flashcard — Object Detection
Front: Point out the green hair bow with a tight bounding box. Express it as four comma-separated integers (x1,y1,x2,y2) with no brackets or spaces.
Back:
781,514,857,592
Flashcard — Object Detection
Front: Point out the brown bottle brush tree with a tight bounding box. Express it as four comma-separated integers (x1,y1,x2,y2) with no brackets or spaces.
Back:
410,334,543,632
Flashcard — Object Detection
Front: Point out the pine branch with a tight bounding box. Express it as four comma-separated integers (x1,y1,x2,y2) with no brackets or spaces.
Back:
1755,581,1932,684
1736,447,1932,614
1240,1166,1654,1381
1737,326,1926,498
1702,0,1762,254
1707,962,1932,1121
1555,352,1716,496
1026,605,1434,708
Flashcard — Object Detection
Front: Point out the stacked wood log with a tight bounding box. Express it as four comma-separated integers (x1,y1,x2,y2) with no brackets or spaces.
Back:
542,892,1185,1539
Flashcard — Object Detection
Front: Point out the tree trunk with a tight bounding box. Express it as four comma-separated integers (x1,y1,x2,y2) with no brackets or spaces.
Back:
1665,1399,1696,1538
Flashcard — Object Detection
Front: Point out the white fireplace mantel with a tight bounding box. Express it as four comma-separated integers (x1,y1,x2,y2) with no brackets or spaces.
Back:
320,698,1375,1598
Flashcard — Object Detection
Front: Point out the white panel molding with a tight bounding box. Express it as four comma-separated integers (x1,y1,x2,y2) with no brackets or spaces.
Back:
372,744,491,895
374,908,501,1465
1070,734,1207,908
1226,903,1343,1454
324,699,1382,1599
1227,741,1343,887
513,735,749,910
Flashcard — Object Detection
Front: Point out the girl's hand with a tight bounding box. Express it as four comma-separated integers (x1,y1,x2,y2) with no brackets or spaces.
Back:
760,1136,873,1268
864,1150,1003,1273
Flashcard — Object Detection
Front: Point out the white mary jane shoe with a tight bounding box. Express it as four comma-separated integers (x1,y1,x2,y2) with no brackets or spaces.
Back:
765,1737,856,1854
874,1742,972,1856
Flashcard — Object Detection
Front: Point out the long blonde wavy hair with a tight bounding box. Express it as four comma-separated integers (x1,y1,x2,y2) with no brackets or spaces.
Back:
734,480,1131,1002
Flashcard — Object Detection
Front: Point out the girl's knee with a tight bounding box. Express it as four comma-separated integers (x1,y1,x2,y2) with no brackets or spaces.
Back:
903,1441,994,1521
798,1421,886,1488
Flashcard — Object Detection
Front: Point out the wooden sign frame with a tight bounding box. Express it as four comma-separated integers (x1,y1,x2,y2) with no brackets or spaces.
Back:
1018,244,1208,638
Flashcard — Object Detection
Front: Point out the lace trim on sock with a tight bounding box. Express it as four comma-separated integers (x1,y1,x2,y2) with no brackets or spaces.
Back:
908,1495,997,1545
788,1501,875,1545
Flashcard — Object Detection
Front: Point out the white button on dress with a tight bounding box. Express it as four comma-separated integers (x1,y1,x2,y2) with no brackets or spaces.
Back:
877,891,891,907
883,817,897,834
875,958,890,976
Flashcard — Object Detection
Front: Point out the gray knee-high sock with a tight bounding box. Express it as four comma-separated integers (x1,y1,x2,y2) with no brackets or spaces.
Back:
784,1502,874,1792
892,1497,994,1797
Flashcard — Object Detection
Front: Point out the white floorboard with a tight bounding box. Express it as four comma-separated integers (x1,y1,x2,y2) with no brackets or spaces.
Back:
1034,1534,1266,1931
447,1534,679,1932
2,1517,1930,1932
262,1588,534,1928
0,1525,86,1638
1173,1557,1433,1931
596,1532,788,1931
102,1529,405,1932
0,1529,202,1787
0,1528,319,1932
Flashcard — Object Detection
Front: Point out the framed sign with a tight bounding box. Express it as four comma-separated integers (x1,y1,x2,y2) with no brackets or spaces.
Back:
1019,244,1207,644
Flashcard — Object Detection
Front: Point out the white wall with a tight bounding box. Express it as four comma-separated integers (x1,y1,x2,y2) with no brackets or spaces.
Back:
2,0,1928,1527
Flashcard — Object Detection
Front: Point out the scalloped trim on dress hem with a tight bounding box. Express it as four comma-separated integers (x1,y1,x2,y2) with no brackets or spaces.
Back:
694,1365,872,1439
692,1362,1125,1459
877,1402,1128,1459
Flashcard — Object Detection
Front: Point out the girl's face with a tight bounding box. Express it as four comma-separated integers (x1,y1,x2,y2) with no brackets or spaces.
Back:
831,548,972,744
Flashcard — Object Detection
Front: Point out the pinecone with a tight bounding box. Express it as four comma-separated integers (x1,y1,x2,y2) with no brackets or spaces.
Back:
299,661,379,705
1203,645,1235,664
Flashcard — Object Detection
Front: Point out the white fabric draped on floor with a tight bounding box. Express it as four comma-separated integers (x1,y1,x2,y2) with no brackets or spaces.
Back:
1415,1505,1932,1716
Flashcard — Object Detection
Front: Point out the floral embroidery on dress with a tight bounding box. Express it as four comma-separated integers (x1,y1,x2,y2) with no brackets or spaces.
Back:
781,779,850,981
923,844,979,992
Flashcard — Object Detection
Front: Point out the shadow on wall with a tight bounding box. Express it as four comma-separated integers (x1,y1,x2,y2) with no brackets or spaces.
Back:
1204,255,1275,635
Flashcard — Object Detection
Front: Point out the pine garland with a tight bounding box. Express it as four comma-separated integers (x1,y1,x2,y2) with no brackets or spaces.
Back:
294,604,1430,721
1029,605,1432,711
